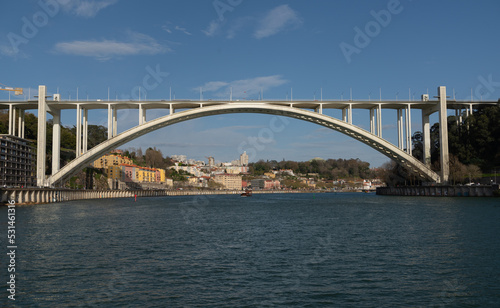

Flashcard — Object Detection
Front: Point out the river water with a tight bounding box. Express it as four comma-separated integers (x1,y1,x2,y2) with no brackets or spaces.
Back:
1,193,500,307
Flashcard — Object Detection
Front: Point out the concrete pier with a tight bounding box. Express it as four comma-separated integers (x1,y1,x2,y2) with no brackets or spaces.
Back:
376,185,498,197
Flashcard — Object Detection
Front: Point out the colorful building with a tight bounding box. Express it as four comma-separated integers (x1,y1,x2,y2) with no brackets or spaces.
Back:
93,153,133,169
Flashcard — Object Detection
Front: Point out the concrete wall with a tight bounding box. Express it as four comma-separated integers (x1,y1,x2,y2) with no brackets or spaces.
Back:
0,188,304,205
376,185,497,197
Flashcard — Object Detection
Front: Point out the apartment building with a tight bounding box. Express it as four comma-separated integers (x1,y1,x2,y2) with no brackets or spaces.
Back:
0,135,36,187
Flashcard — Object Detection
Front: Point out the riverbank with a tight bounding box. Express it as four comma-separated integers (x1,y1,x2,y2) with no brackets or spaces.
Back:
376,185,499,197
0,188,323,205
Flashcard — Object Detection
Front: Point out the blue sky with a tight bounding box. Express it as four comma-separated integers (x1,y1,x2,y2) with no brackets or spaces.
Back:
1,0,499,167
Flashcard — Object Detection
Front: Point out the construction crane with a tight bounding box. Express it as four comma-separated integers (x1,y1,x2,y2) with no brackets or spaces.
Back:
0,83,23,95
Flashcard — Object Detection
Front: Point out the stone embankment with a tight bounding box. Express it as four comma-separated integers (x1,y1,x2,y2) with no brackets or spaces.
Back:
376,185,499,197
0,188,306,205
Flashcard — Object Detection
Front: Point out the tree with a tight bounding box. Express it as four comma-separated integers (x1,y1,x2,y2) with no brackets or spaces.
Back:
466,165,482,184
145,147,164,168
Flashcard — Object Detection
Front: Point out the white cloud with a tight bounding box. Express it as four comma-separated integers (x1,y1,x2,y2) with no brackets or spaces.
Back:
162,26,172,34
53,31,170,61
58,0,118,18
254,5,302,39
196,75,288,99
174,26,192,36
202,20,221,37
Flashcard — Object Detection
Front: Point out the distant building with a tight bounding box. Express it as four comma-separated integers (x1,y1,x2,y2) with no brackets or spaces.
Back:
264,172,276,179
171,154,187,163
208,156,215,167
0,135,35,187
93,153,133,169
214,174,242,190
240,151,249,166
264,180,281,190
250,179,265,190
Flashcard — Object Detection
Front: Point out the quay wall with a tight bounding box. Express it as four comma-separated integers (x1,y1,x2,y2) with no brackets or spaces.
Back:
376,185,498,197
0,188,304,205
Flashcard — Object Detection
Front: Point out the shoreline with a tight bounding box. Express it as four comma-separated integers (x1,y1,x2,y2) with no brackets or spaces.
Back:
1,188,364,206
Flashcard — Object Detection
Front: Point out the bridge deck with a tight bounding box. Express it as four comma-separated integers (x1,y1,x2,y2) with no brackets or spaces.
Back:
0,99,498,111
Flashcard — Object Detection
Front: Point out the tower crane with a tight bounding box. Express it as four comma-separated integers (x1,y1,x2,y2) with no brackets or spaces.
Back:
0,83,23,95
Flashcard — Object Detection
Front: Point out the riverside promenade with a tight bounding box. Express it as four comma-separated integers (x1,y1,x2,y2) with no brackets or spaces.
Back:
0,188,307,205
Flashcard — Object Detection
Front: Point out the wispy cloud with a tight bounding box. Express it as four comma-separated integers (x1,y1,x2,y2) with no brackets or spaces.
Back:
202,20,221,37
196,75,288,99
254,5,302,39
53,31,170,61
163,23,192,36
202,5,302,40
59,0,118,18
174,26,192,36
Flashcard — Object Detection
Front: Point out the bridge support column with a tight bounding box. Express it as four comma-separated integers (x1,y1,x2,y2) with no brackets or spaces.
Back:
76,104,81,157
377,104,382,138
52,109,61,175
17,109,23,137
397,109,403,149
82,108,88,153
370,108,375,134
113,107,117,137
139,104,146,124
37,85,47,187
438,86,449,184
342,107,347,122
8,105,13,135
21,110,25,138
422,110,431,167
315,104,323,114
107,104,112,139
406,104,412,155
348,104,352,124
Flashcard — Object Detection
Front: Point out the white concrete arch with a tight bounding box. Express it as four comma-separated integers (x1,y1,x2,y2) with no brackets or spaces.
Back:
47,103,440,185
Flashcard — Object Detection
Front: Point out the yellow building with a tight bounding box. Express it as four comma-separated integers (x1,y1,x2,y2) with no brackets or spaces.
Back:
135,167,156,183
157,168,166,183
264,172,276,179
93,153,133,169
106,165,122,180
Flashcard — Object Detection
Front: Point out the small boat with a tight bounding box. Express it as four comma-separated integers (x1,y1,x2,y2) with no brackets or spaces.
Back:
240,189,252,197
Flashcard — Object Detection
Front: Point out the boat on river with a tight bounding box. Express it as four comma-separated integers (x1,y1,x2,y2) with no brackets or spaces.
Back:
240,189,252,197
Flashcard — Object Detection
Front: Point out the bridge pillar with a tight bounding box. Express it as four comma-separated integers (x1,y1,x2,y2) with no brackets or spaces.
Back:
8,104,13,135
370,108,375,134
113,107,117,137
52,109,61,175
17,109,23,137
422,110,431,167
438,86,449,183
83,108,88,153
76,104,81,157
406,104,412,155
139,104,144,124
397,109,403,149
377,104,382,137
348,104,353,124
107,104,113,139
37,85,47,187
21,110,25,138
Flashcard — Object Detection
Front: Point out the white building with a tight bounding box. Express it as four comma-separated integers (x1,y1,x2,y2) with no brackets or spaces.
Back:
240,151,249,166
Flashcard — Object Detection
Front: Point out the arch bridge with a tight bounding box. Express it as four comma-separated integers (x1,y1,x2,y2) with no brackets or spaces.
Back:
1,86,497,186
